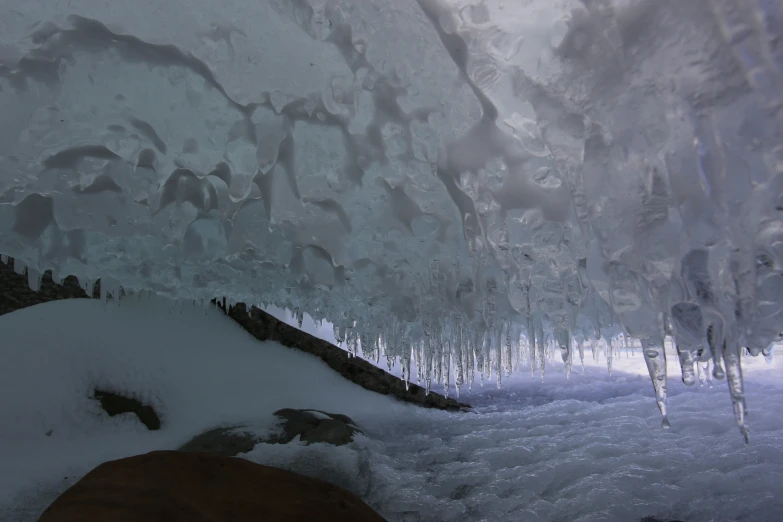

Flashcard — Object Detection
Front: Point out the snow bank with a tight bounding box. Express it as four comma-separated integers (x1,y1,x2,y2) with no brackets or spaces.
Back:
0,297,403,516
2,298,782,522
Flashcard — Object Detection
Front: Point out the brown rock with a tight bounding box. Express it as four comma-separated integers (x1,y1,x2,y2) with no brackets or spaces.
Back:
38,450,387,522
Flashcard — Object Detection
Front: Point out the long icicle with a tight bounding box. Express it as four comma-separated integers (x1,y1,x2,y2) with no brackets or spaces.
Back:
723,338,750,443
642,336,670,429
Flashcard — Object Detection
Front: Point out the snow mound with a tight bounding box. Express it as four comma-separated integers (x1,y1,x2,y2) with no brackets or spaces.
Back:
0,297,403,513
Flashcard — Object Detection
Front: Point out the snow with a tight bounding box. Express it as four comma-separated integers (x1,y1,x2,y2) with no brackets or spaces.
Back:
0,297,405,519
2,298,783,522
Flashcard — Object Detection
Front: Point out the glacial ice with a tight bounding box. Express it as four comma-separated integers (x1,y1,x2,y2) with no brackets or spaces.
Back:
0,0,782,438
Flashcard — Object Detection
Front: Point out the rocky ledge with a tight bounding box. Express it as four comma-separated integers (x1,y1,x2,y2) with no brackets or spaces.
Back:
219,300,469,411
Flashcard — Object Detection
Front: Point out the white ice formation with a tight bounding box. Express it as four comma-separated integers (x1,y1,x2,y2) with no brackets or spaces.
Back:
0,0,781,440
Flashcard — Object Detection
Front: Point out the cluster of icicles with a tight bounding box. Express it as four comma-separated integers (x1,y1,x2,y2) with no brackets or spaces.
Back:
326,309,773,444
4,254,774,444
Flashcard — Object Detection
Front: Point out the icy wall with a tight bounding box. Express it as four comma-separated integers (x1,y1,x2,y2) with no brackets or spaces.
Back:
0,0,782,437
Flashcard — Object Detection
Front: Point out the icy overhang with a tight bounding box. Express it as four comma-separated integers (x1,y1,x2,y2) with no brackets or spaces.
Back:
1,0,782,439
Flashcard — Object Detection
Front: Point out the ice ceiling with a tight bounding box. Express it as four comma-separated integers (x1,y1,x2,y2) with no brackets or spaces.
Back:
0,0,782,438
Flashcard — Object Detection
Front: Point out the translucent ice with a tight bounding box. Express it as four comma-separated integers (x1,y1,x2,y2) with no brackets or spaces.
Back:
0,0,781,437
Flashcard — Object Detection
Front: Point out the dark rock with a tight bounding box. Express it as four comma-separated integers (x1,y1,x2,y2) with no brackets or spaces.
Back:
93,389,161,431
37,450,387,522
0,259,100,316
177,426,257,456
178,409,364,457
273,408,322,439
273,408,363,446
301,418,354,446
640,518,686,522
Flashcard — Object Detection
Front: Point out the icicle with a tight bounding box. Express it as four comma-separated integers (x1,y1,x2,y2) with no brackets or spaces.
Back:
578,339,585,373
433,333,441,388
535,316,545,382
642,337,670,428
504,322,513,377
485,331,493,385
13,257,25,275
723,339,749,443
556,327,572,379
606,336,613,376
528,318,536,378
350,330,359,357
82,278,93,298
491,326,502,389
404,344,412,390
676,343,696,385
474,327,485,381
292,307,304,329
415,341,423,385
466,329,475,392
443,339,450,397
763,345,774,363
27,267,42,292
454,320,464,391
425,338,433,393
333,324,345,347
360,329,375,360
707,323,726,380
699,359,713,388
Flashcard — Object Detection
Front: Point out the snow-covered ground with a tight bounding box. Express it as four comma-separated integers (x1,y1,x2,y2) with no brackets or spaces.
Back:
1,298,781,522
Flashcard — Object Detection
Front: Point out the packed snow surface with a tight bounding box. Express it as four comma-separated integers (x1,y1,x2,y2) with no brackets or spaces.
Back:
1,1,782,434
1,298,782,522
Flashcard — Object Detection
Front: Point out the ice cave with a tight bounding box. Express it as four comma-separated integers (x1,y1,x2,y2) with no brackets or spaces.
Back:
1,0,783,521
